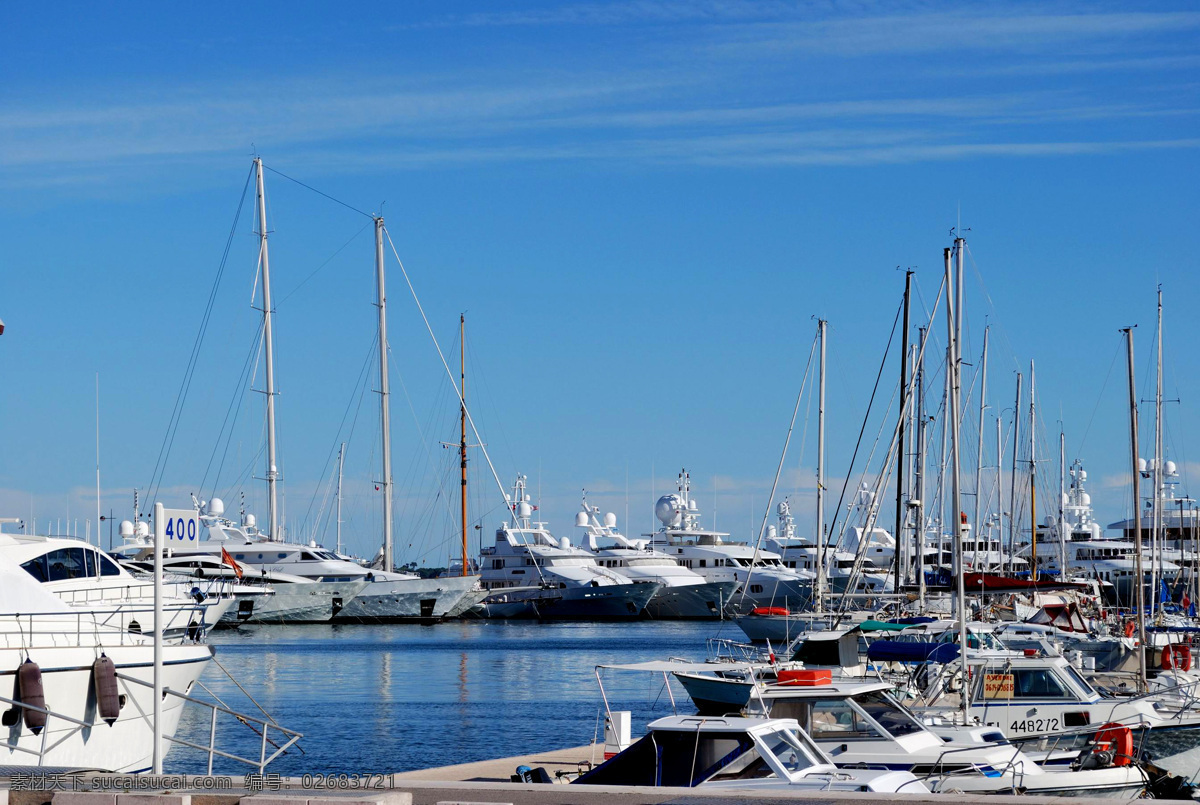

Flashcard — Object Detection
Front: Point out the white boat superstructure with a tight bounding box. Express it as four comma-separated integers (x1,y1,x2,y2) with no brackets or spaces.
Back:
765,500,890,596
645,470,813,612
1,531,233,640
575,496,736,619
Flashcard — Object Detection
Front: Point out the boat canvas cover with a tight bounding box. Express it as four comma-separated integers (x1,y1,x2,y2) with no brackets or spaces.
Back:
0,554,72,613
1027,602,1089,633
790,630,860,667
866,641,959,664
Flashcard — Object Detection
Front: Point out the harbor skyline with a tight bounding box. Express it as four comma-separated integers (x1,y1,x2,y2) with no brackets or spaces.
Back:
2,2,1199,564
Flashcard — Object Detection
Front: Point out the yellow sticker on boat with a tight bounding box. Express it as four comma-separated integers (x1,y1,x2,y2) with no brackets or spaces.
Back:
983,673,1014,699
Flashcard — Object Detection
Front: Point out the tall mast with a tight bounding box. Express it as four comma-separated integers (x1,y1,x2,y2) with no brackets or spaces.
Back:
815,319,828,613
1030,360,1037,581
1123,327,1147,693
1058,431,1066,575
972,327,989,571
336,443,345,555
915,327,928,609
894,272,912,593
374,216,394,572
1008,373,1022,573
459,314,469,577
1153,289,1164,616
947,242,968,721
254,158,280,540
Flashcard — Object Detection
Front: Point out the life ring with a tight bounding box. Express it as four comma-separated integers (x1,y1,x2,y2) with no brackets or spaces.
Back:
1162,644,1192,672
1124,621,1136,638
1093,723,1134,767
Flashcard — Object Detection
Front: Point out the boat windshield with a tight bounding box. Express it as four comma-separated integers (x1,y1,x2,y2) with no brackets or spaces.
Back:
852,690,925,737
1061,664,1098,697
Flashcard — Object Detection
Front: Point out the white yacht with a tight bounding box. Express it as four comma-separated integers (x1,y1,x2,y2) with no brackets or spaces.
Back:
116,498,475,622
575,496,737,619
644,470,814,612
477,477,660,620
573,714,927,793
0,555,212,771
1,530,233,640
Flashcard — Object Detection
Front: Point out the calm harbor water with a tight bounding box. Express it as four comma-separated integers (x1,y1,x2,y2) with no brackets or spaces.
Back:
169,620,730,775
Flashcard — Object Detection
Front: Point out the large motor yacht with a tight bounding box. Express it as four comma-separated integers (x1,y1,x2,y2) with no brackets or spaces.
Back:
575,495,737,619
644,470,814,612
476,477,660,620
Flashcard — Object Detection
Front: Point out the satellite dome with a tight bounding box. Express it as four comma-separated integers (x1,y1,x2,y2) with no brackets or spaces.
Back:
560,536,571,549
1165,460,1178,475
574,511,588,528
767,525,778,539
244,513,256,528
119,520,135,538
208,497,225,517
655,494,682,526
1081,493,1092,506
1138,458,1147,473
777,501,789,516
517,501,533,519
135,521,150,539
603,512,617,529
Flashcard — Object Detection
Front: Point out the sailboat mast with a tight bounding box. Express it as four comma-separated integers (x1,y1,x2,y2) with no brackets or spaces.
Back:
1153,289,1164,616
815,318,828,613
460,314,469,577
915,327,928,609
1008,373,1022,573
1123,327,1147,692
336,443,345,555
374,216,394,572
947,241,968,721
894,272,911,594
972,327,989,571
1058,431,1068,575
254,158,280,540
1030,361,1037,581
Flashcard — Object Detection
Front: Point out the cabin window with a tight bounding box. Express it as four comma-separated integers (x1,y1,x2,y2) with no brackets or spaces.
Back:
699,560,706,568
750,584,764,594
40,548,88,581
853,690,924,737
492,559,503,569
301,552,317,561
1012,668,1071,698
807,698,885,739
97,553,121,577
512,569,524,574
279,553,288,559
20,556,49,582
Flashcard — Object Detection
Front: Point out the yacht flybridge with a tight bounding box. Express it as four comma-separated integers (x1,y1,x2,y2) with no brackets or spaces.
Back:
645,470,814,611
1,530,233,640
477,477,660,619
575,495,737,619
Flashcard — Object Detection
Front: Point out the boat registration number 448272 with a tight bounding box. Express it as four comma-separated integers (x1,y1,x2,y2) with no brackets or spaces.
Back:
1010,717,1060,734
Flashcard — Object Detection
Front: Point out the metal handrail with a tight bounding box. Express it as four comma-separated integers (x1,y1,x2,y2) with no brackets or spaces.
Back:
115,672,302,773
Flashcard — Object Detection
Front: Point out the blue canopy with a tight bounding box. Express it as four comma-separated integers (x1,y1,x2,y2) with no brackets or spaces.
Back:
867,641,960,664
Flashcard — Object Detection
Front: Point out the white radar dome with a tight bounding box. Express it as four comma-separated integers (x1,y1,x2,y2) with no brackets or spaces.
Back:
574,511,589,528
517,501,533,519
1166,460,1178,475
135,521,150,539
1082,493,1092,506
119,520,135,539
777,501,789,516
655,495,682,527
1138,458,1148,473
208,497,225,516
603,512,617,529
244,513,256,529
560,536,571,549
767,525,778,539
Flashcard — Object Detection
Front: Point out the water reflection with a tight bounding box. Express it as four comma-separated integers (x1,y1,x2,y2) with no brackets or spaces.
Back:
168,621,717,775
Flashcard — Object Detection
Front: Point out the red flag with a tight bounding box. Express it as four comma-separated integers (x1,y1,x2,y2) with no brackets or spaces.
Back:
1183,591,1191,610
221,547,243,580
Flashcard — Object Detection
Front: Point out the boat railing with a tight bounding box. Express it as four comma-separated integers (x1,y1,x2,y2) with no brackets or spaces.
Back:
705,637,765,664
115,672,303,773
0,608,210,648
0,690,95,765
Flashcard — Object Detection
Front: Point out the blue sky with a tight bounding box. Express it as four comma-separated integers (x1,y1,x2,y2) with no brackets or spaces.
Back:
0,2,1198,564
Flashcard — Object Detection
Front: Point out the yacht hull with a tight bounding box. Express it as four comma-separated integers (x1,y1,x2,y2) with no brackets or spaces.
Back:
0,642,212,772
332,575,478,622
478,583,660,621
643,581,738,620
245,580,368,623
